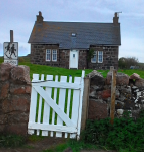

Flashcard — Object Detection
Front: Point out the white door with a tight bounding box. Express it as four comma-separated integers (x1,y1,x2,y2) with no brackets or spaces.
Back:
69,50,79,69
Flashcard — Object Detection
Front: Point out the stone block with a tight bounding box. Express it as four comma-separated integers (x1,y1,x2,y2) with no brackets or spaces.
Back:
106,72,129,85
0,82,9,99
0,114,8,125
10,65,31,84
101,89,111,99
130,73,140,80
2,95,30,113
0,63,14,81
10,84,31,94
7,111,29,124
135,78,144,87
88,99,108,119
5,123,28,136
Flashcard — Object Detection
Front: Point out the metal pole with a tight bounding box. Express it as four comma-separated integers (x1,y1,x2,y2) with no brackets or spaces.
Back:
10,30,13,43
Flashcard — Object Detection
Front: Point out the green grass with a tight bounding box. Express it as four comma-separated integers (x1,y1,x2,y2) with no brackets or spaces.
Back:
0,56,144,79
43,139,100,152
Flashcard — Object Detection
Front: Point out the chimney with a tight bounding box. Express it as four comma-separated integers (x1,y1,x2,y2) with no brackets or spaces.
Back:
36,11,44,23
113,12,119,25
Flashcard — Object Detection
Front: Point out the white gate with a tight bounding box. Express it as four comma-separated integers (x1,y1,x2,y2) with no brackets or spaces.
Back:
28,71,85,140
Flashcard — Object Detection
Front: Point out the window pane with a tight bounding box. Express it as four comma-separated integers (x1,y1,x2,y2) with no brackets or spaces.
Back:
98,51,103,63
52,50,57,61
91,55,96,62
46,50,51,61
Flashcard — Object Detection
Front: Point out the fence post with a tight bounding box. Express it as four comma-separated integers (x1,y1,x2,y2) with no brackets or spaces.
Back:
81,77,90,131
110,69,116,125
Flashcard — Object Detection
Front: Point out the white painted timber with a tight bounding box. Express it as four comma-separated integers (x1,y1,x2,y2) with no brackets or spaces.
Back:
28,74,39,135
70,76,81,139
65,76,72,138
29,124,77,133
32,81,81,89
42,75,53,136
50,75,58,137
33,86,75,127
56,76,67,137
28,71,85,140
37,74,44,135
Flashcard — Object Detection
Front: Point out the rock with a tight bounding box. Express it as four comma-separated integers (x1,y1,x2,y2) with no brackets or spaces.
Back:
2,95,30,113
117,109,124,116
0,63,14,81
88,99,108,119
115,102,123,109
116,73,129,85
89,99,105,103
118,94,126,102
106,72,129,85
11,65,31,84
10,84,31,94
101,89,111,99
123,99,135,110
116,89,120,98
87,70,105,86
130,73,140,80
91,85,104,91
135,78,144,87
89,91,96,98
0,82,9,99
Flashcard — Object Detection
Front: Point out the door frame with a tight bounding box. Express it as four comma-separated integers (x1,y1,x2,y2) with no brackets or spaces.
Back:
69,49,79,69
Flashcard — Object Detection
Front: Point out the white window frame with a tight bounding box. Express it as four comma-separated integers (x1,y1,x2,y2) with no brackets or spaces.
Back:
91,51,97,63
52,50,57,61
46,49,51,61
98,51,103,63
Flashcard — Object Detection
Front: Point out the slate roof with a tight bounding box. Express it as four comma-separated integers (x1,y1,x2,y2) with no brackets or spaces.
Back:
28,21,121,49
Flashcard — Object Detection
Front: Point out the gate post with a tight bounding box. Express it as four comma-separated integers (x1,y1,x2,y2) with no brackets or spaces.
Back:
81,77,90,131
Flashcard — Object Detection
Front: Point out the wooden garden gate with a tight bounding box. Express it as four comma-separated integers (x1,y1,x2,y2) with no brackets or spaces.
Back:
28,71,85,140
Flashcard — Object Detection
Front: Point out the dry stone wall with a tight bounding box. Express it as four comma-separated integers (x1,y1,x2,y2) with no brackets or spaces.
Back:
87,70,144,120
0,63,31,136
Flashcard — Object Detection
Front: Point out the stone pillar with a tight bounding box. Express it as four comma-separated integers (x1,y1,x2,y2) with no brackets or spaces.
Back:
0,63,31,136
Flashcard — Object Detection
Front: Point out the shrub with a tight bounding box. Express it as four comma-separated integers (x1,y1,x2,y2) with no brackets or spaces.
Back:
82,113,144,151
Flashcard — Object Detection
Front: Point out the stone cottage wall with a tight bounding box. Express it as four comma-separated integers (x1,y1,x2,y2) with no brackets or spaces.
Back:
88,46,118,70
87,70,144,120
31,44,60,66
0,63,31,136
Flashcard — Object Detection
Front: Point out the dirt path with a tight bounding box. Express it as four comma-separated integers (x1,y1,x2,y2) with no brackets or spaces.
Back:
0,137,117,152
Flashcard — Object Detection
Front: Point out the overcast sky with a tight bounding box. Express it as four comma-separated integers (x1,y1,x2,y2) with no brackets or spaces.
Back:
0,0,144,62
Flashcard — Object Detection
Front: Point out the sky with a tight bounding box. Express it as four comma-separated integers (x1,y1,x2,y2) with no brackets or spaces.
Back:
0,0,144,62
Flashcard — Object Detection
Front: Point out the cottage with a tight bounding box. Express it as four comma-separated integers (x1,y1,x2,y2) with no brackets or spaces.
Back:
28,12,121,69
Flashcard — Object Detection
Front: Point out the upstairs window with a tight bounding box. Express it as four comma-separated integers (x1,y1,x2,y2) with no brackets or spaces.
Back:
98,51,103,63
91,51,97,63
52,50,57,61
46,49,51,61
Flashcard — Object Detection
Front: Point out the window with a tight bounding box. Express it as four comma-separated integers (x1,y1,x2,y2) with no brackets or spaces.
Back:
98,51,103,63
91,51,97,63
73,54,75,58
52,50,57,61
46,49,51,61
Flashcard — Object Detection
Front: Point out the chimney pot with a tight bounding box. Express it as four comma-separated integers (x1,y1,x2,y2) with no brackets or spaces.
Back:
36,11,43,23
113,12,119,25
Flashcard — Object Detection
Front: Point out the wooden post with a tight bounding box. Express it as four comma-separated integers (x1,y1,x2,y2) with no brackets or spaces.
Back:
10,30,13,43
81,77,90,131
110,69,116,125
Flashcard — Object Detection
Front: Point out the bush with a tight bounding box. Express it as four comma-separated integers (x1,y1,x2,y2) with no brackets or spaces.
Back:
19,57,25,62
119,57,139,69
0,133,27,148
82,112,144,151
